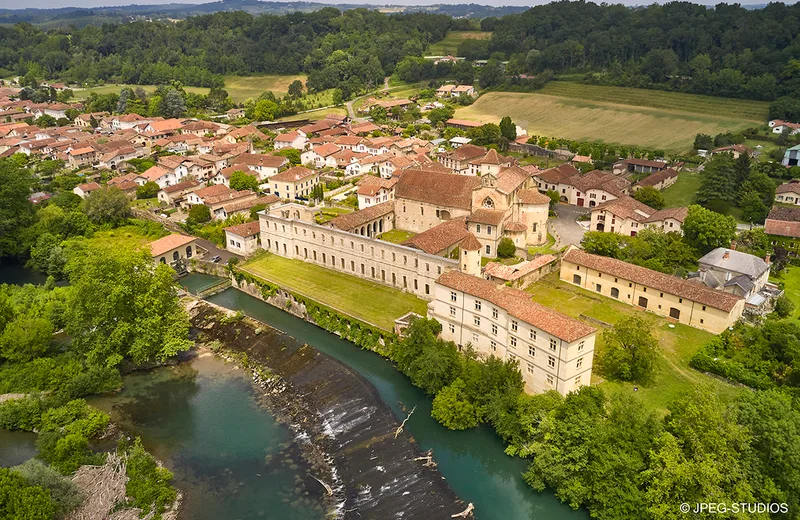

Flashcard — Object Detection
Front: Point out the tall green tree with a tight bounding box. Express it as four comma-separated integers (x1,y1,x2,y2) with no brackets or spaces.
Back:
682,205,737,254
0,158,36,258
696,154,736,206
598,317,658,384
64,244,192,367
632,186,665,209
499,116,516,141
81,187,131,227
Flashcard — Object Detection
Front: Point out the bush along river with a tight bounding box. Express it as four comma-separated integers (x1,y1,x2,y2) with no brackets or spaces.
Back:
205,285,588,520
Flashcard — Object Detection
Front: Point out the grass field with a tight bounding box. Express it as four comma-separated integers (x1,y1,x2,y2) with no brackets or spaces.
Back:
377,229,416,244
241,253,428,330
527,274,738,412
429,31,493,56
771,267,800,320
277,107,348,122
661,172,702,208
86,224,163,251
73,84,210,100
455,83,767,153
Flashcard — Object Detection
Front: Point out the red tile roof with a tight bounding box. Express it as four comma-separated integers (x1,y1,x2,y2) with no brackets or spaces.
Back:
330,201,394,231
395,169,481,210
403,218,471,254
517,189,550,205
271,166,317,183
437,270,596,343
224,221,261,238
149,234,196,257
563,248,743,312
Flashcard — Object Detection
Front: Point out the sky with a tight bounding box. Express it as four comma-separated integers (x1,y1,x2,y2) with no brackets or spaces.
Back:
0,0,772,10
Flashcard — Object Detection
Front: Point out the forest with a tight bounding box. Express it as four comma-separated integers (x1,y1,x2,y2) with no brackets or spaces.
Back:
4,2,800,104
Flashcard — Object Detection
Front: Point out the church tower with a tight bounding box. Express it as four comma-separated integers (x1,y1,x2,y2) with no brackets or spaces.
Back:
459,233,482,276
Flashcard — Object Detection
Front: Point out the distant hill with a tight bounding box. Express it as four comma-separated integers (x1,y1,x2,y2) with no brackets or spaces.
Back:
0,0,528,26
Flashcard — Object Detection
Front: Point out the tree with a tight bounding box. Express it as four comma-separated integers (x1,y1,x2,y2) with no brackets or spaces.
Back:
499,116,516,141
34,114,57,128
187,204,211,226
250,99,278,121
696,154,736,205
331,88,344,106
0,315,53,362
274,147,301,165
599,317,658,383
733,152,752,188
735,228,770,258
580,231,624,258
632,186,665,209
468,123,502,147
739,190,769,224
431,378,480,430
136,181,160,199
497,237,516,258
64,244,192,367
229,170,260,192
773,294,795,318
82,187,131,227
682,205,737,254
159,89,186,119
479,59,504,89
545,190,560,208
288,80,304,98
693,133,713,151
428,105,455,126
0,467,56,520
12,459,82,518
0,158,36,258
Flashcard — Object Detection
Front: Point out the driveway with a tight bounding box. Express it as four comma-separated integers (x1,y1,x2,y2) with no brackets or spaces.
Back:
195,238,241,263
550,204,590,247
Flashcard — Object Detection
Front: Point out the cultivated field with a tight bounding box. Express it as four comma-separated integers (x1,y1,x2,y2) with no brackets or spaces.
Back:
455,83,769,153
428,31,492,56
222,74,307,102
241,253,428,330
72,84,210,99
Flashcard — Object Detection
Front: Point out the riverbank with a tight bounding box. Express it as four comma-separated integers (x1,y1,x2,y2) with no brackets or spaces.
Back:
187,299,466,519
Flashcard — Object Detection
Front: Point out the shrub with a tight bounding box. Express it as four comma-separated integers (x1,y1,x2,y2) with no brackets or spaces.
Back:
431,378,479,430
12,459,83,517
124,438,177,518
0,467,56,520
497,237,516,258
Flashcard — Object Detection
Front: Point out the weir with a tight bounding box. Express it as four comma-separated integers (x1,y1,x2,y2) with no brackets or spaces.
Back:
188,301,466,519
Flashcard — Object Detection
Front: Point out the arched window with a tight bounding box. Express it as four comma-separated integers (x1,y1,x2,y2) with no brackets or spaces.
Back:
159,257,166,264
532,223,538,232
482,197,494,209
185,246,193,258
172,251,179,261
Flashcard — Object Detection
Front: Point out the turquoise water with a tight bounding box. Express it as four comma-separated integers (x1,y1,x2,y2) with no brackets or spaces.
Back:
207,286,586,520
89,356,326,520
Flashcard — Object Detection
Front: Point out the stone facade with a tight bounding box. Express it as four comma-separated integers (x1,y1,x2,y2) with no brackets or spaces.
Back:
258,204,458,299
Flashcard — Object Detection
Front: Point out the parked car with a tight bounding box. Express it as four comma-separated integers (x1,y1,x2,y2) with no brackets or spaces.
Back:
210,255,221,263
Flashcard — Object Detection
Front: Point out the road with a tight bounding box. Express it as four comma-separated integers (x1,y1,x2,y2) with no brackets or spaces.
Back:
550,204,590,247
195,237,241,263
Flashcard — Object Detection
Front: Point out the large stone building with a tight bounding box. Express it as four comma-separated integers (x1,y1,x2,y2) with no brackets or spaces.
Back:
432,271,597,395
697,248,770,300
258,203,461,299
561,247,745,334
590,196,688,236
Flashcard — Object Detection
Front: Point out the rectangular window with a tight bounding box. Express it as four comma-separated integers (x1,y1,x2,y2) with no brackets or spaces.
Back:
548,356,555,368
450,306,456,317
578,341,584,352
549,339,557,351
528,345,535,358
547,374,554,386
449,324,455,334
574,376,582,388
511,320,518,332
475,300,482,311
510,336,517,348
576,357,584,369
530,330,537,341
490,341,497,352
492,308,498,319
491,324,498,336
474,316,481,327
527,363,535,374
595,283,602,292
450,291,457,302
476,224,481,233
472,332,479,344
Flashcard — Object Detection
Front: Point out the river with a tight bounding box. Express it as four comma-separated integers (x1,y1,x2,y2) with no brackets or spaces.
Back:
0,266,585,519
206,286,585,520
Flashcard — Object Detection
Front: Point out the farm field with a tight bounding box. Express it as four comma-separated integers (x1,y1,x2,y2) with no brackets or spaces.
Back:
72,84,210,99
277,107,347,122
428,30,492,56
526,274,738,413
661,171,702,208
241,253,428,330
455,84,767,153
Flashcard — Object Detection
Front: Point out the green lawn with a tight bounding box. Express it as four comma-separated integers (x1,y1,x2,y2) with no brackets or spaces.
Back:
662,171,701,208
72,84,209,100
527,233,557,256
315,207,353,224
455,84,764,153
526,274,738,413
377,229,416,244
481,256,524,267
241,253,428,330
771,266,800,319
86,225,163,250
278,108,348,122
428,31,493,56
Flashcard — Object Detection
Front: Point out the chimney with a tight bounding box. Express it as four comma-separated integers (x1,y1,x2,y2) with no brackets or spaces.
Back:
765,254,771,265
729,241,737,251
723,251,730,260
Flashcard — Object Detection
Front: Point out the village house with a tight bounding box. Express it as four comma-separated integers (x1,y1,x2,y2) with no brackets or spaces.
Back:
149,234,197,271
633,167,679,191
764,206,800,255
67,146,96,168
211,165,259,187
223,221,262,256
112,114,151,131
73,182,101,198
157,180,203,207
561,247,745,334
270,166,320,201
710,144,752,159
775,180,800,205
445,119,482,131
432,270,597,396
437,144,487,174
769,119,800,135
301,143,341,169
782,145,800,167
590,196,688,236
534,166,630,208
483,254,558,289
697,248,770,300
141,165,178,189
614,158,667,175
98,146,140,170
274,131,307,150
231,154,288,181
357,176,398,209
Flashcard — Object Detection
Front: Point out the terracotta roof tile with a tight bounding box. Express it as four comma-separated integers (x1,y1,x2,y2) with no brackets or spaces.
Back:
563,248,743,312
517,189,550,205
395,170,480,210
271,166,317,183
149,234,196,257
403,218,471,254
330,201,394,231
437,270,596,342
224,221,261,237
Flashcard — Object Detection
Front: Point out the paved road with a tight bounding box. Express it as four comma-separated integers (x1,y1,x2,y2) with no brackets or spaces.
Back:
550,204,590,247
195,238,241,263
